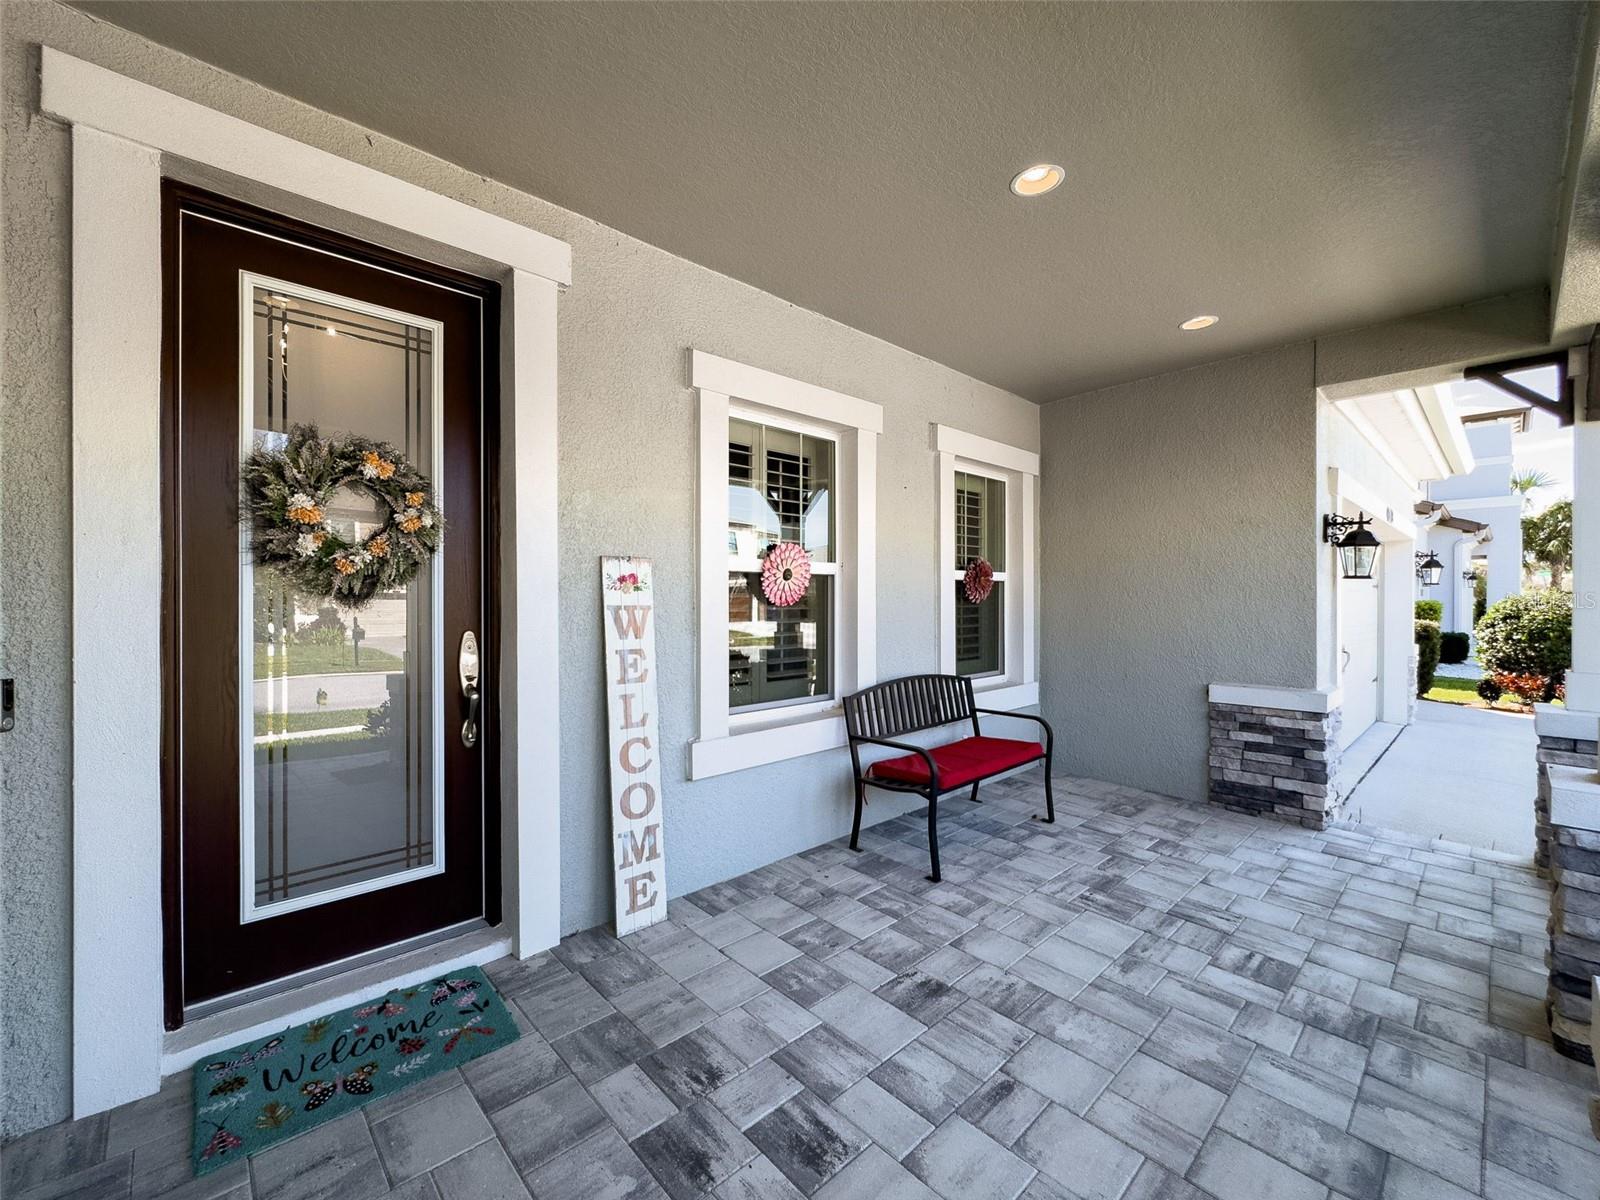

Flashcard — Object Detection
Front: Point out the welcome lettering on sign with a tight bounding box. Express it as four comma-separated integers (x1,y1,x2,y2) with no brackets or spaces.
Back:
600,556,667,935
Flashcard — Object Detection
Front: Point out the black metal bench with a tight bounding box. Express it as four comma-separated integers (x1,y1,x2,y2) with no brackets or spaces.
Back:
843,674,1054,882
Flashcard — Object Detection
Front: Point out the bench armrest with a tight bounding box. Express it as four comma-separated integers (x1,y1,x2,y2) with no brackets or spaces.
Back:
850,735,941,791
973,708,1054,754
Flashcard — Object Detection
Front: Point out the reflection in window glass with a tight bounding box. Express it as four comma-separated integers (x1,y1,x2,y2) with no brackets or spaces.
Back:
954,472,1005,572
956,580,1004,677
728,418,834,559
249,285,439,910
729,574,832,709
726,417,836,711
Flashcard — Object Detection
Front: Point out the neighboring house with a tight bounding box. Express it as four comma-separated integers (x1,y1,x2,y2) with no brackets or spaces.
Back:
1316,387,1474,751
1425,417,1524,635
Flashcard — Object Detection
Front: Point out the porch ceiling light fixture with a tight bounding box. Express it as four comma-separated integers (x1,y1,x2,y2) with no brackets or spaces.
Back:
1323,513,1379,580
1010,163,1064,197
1415,551,1444,588
1179,315,1219,331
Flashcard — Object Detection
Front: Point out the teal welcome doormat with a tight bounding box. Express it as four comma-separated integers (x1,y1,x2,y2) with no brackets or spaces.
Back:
191,966,519,1175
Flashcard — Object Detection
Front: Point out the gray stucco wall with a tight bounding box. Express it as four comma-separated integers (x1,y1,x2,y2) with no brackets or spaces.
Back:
1039,344,1320,803
0,1,1037,1135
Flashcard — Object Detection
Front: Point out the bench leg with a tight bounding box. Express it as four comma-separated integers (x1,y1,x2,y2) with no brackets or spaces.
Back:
1041,751,1055,823
968,781,981,804
926,790,941,883
849,778,865,852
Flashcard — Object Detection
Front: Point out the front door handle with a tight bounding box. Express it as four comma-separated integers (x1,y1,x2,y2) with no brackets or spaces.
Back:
459,630,481,748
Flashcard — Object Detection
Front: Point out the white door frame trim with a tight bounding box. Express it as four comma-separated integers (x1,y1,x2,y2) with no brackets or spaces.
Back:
46,48,567,1118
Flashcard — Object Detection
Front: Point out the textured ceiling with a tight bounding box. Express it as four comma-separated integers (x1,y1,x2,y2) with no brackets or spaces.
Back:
74,1,1588,401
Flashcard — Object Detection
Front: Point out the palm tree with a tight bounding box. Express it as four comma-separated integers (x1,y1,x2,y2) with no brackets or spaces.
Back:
1509,468,1555,511
1523,499,1572,590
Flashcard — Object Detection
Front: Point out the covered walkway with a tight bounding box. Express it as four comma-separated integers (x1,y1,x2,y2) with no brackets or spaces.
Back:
1342,702,1538,859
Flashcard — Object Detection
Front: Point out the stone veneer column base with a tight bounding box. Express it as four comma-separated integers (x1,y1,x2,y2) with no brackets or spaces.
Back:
1536,729,1597,877
1543,763,1600,1066
1208,699,1342,830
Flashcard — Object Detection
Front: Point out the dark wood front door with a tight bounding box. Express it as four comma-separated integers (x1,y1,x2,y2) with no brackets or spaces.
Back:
163,184,500,1021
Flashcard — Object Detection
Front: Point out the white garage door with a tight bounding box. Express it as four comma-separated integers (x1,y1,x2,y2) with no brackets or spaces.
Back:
1339,576,1381,749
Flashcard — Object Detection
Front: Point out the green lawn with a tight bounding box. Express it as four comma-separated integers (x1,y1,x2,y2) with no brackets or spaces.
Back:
1422,673,1541,713
253,708,371,736
253,641,403,679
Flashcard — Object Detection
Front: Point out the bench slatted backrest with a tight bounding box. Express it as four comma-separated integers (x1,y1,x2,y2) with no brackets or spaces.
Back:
843,674,976,741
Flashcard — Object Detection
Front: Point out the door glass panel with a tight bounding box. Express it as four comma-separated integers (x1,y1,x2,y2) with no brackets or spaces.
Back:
244,278,444,918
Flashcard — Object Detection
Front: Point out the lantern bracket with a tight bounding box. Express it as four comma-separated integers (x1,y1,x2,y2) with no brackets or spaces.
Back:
1322,513,1370,544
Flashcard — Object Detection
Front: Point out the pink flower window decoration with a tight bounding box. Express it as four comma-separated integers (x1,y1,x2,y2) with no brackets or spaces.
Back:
963,557,995,604
761,541,813,607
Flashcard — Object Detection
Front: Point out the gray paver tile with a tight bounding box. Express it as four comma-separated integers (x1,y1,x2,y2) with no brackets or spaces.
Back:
591,1063,681,1139
489,1074,607,1175
521,1125,662,1200
430,1137,531,1199
371,1083,494,1184
1187,1129,1328,1200
813,1144,939,1200
904,1115,1035,1200
746,1090,870,1195
1014,1103,1145,1200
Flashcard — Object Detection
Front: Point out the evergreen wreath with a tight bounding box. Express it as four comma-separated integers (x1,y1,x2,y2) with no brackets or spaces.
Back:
242,424,442,608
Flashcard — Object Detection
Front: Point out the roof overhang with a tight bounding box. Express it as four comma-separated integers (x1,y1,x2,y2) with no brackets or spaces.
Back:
1334,385,1475,486
1415,500,1493,541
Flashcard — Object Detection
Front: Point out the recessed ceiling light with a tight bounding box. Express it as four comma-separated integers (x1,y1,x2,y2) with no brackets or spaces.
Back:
1010,163,1064,197
1179,315,1219,331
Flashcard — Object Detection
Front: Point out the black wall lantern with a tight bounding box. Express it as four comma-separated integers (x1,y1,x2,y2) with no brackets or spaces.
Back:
1324,513,1379,580
1414,551,1444,588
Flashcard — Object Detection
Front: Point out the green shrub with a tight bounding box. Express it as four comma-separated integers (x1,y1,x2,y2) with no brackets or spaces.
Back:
1475,591,1571,701
1439,631,1470,664
1476,677,1504,704
1415,620,1441,697
1472,571,1487,626
1415,599,1443,622
294,605,348,647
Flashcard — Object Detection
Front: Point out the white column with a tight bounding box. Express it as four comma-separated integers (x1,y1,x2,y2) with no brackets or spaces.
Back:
71,127,165,1116
501,270,562,959
1563,415,1600,712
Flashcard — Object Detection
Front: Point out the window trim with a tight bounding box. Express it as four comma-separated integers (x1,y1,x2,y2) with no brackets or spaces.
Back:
692,351,881,780
934,424,1040,709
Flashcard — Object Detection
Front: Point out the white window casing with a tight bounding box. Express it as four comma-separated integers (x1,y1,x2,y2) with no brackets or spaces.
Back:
691,351,880,779
933,424,1039,711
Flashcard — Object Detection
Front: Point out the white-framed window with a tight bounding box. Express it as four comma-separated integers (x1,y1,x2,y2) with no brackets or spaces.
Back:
934,425,1039,709
692,351,881,780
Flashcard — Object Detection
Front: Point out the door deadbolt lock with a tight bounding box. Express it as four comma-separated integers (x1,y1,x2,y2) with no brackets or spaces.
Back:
0,678,13,734
459,631,480,748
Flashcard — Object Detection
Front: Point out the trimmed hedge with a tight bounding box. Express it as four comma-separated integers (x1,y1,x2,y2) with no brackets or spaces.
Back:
1415,599,1443,622
1475,591,1571,703
1439,631,1470,664
1415,620,1442,698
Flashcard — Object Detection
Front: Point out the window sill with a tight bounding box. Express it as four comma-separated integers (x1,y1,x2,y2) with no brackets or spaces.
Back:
971,679,1039,711
690,709,847,780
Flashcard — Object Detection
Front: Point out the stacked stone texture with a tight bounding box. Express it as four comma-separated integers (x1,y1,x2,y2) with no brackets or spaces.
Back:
1207,702,1342,830
1548,822,1600,1065
1537,732,1597,876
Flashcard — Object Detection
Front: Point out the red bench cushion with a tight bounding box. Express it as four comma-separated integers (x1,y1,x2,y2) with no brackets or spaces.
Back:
868,735,1044,791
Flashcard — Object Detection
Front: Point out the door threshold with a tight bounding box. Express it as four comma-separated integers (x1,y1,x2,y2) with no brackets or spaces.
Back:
161,924,511,1076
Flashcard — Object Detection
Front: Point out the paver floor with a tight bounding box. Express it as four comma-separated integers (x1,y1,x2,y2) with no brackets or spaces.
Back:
6,768,1597,1200
1344,700,1538,857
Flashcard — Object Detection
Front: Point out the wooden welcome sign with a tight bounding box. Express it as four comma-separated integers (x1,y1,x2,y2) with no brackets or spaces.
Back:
600,556,667,936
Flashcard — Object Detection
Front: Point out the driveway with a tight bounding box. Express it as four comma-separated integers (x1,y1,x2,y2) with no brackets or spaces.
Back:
1342,699,1538,858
